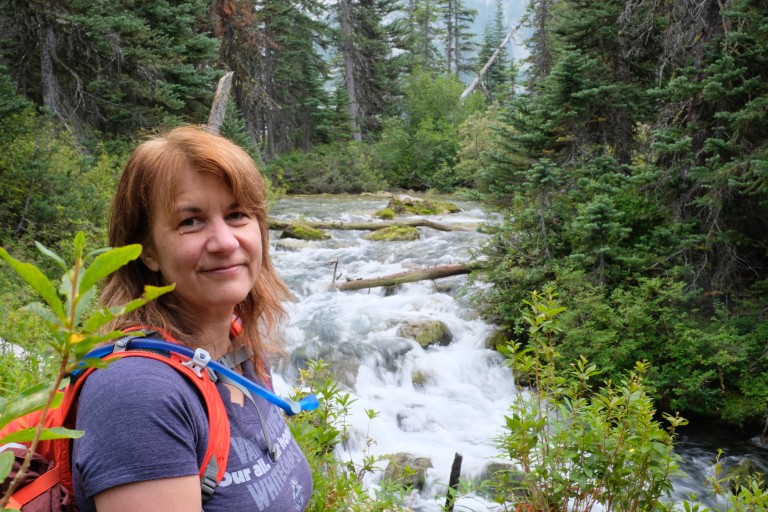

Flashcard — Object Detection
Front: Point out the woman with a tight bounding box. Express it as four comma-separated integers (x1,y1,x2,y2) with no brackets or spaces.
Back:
72,126,312,511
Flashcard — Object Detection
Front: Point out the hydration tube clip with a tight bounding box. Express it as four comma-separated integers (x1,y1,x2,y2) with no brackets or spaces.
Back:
182,348,213,379
111,336,131,353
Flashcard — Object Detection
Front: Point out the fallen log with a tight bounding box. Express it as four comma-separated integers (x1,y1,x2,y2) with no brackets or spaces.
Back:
334,263,473,291
269,218,472,233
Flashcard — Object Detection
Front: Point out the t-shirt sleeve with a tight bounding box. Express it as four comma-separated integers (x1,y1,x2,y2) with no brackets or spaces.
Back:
72,357,209,499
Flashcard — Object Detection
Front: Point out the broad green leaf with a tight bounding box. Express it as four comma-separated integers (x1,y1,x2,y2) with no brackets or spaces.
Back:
71,330,130,359
72,285,97,328
35,241,67,271
79,244,142,295
0,450,14,482
72,357,112,371
0,426,84,444
71,329,133,360
142,284,176,301
85,247,111,260
21,302,60,328
0,248,65,319
82,307,117,333
73,231,85,260
87,284,175,329
0,383,60,431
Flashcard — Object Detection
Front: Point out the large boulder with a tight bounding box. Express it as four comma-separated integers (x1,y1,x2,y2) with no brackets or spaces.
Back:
397,320,453,348
382,453,433,491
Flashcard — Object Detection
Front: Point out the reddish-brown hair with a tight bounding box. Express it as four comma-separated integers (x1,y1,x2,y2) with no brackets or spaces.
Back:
101,125,291,371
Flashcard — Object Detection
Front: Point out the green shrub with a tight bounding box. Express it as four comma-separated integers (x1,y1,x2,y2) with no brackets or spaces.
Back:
289,360,403,511
265,142,387,194
495,288,686,512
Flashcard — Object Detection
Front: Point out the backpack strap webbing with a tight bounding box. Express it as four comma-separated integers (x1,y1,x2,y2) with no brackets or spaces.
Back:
7,464,60,509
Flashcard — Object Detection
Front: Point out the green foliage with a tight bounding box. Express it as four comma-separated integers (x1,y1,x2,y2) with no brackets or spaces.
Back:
0,233,172,506
495,289,686,511
0,71,121,257
288,360,402,512
3,0,220,135
374,70,485,191
265,142,387,194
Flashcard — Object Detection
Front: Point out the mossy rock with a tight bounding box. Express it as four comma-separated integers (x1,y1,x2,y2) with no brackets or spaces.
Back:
723,458,768,492
375,207,395,220
364,226,420,241
484,330,509,351
386,195,461,215
382,453,433,491
397,320,453,348
476,461,527,502
280,224,330,241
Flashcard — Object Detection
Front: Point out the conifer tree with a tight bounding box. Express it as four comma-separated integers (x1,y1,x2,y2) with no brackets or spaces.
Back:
403,0,445,71
214,0,330,157
333,0,405,141
1,0,219,138
476,0,509,102
442,0,477,76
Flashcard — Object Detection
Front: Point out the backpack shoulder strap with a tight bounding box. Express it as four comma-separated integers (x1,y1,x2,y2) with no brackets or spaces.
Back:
57,347,230,502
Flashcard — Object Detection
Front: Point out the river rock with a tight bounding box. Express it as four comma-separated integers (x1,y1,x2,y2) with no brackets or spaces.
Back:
723,457,768,492
382,453,433,491
476,461,527,502
279,224,330,241
397,320,453,348
364,226,420,241
484,330,508,351
384,195,461,215
290,342,364,389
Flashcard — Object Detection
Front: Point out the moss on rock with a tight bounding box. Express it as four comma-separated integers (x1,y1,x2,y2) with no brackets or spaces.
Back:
386,194,461,215
364,226,420,241
280,224,330,241
374,207,395,220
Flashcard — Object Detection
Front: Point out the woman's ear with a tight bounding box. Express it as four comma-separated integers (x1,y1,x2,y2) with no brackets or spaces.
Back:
141,247,160,272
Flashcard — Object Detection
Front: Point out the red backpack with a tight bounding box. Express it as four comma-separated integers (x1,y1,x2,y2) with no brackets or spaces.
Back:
0,340,230,511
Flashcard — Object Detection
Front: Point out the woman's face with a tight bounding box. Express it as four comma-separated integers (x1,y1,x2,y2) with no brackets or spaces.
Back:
141,167,263,321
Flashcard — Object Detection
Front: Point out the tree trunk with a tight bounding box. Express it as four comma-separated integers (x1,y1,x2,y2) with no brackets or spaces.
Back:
207,71,234,135
268,218,473,232
40,20,62,120
339,0,362,142
334,264,473,291
461,28,515,100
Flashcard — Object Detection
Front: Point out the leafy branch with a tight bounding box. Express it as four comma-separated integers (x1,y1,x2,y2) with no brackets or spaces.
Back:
0,232,173,509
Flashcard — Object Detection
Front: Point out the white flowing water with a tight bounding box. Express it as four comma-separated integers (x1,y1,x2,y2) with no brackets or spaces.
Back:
269,194,509,511
268,194,767,511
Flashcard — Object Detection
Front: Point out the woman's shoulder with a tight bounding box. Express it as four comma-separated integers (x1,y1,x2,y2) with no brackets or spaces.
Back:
77,355,206,415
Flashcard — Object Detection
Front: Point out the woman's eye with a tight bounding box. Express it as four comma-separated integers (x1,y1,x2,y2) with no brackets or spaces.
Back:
227,211,248,221
179,217,202,228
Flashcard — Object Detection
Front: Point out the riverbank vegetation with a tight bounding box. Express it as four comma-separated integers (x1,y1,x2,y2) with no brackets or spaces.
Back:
1,0,767,508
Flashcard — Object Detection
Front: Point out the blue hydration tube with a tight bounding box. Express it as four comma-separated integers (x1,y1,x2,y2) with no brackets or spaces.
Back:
77,338,319,416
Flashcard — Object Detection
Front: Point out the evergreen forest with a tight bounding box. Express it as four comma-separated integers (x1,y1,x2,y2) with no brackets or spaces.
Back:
1,0,768,506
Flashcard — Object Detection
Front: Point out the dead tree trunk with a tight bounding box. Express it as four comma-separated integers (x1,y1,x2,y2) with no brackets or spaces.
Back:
207,71,234,135
269,218,472,233
460,28,516,100
334,264,473,291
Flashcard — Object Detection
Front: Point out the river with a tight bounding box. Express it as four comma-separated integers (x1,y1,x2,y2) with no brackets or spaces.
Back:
267,194,767,511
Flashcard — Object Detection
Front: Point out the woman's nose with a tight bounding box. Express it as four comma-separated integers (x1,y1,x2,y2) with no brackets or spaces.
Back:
206,218,239,253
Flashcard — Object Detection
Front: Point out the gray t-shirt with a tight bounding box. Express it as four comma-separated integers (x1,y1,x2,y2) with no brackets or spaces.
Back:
72,356,312,511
